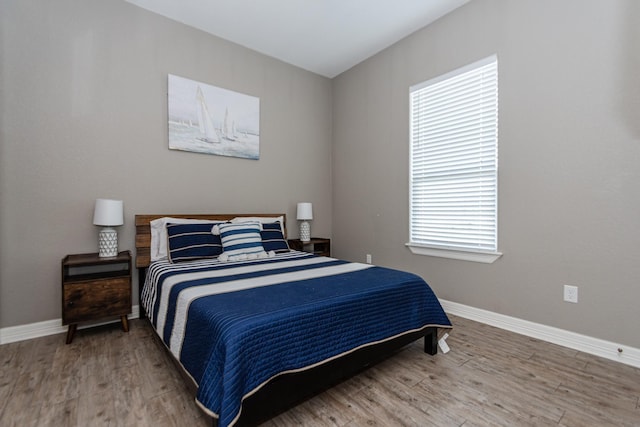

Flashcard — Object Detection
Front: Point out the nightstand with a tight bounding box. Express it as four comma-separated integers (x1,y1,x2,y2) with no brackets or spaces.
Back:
61,251,132,344
288,238,331,257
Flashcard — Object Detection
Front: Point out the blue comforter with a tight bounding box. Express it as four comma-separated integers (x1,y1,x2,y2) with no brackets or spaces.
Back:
142,251,451,427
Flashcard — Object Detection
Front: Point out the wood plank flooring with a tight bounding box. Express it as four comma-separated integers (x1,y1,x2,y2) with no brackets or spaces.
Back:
1,315,639,426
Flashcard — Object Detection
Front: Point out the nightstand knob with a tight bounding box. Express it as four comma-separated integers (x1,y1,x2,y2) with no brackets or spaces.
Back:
67,301,74,307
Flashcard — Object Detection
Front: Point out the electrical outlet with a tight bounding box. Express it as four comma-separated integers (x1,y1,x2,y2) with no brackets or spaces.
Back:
366,254,372,264
564,285,578,303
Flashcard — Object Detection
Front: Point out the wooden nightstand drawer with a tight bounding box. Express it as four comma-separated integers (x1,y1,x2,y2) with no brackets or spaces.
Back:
288,238,331,257
63,278,131,324
61,251,132,343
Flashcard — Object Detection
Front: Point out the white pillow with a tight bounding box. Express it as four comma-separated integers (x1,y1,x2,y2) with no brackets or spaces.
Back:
218,222,266,261
230,216,285,235
150,217,223,262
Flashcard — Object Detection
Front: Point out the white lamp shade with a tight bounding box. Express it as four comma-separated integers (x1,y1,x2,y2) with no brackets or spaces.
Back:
296,202,313,220
93,199,124,226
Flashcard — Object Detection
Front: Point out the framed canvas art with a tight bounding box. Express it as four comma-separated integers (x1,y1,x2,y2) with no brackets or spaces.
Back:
168,74,260,160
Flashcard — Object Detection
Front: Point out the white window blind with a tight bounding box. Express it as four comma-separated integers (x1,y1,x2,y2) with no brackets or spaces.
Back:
408,55,499,259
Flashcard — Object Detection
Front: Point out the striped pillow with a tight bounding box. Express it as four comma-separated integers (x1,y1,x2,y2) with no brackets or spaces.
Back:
260,222,290,253
218,222,265,259
167,223,223,262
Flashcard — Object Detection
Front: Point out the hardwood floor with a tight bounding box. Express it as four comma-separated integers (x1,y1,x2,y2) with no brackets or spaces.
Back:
1,315,639,426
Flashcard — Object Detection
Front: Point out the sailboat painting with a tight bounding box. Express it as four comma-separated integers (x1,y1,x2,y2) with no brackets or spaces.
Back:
168,74,260,159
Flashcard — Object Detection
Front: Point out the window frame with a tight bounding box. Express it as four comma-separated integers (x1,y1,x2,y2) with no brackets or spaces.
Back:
406,55,502,263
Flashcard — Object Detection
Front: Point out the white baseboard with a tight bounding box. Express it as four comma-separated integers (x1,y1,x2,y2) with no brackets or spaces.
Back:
0,305,140,345
3,302,640,370
440,299,640,369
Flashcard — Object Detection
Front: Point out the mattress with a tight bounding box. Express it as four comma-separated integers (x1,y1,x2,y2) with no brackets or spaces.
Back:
142,250,451,427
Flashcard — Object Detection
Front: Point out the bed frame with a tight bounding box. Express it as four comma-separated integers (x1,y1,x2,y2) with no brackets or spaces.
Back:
135,213,440,426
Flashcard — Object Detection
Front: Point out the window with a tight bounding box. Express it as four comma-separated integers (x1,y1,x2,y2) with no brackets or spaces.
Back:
407,55,501,263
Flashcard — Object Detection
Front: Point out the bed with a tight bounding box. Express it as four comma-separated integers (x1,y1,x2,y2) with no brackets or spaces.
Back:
135,213,452,427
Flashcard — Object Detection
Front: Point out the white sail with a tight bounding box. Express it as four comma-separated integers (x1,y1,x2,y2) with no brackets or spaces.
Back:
196,86,219,143
232,121,239,139
223,108,229,138
223,107,236,141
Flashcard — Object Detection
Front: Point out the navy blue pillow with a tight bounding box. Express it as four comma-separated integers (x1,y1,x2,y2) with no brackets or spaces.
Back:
260,222,290,253
167,223,223,262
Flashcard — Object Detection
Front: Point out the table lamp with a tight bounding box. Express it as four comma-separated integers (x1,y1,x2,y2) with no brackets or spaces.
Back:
93,198,124,257
296,202,313,242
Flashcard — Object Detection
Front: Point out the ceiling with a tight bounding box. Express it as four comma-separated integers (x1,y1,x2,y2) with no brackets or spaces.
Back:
125,0,470,78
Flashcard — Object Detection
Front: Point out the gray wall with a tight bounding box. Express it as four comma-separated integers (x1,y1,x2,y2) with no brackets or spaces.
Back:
333,0,640,348
2,0,639,351
0,0,332,327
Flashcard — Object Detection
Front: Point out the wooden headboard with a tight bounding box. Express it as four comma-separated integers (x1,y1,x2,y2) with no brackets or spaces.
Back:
134,213,287,269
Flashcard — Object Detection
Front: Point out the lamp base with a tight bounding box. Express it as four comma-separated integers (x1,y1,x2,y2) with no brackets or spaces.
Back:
98,227,118,257
299,221,311,242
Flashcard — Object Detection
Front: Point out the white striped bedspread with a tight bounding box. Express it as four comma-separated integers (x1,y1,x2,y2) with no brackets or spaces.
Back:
142,250,452,427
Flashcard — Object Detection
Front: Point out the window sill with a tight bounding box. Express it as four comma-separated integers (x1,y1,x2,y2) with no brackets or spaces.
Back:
405,243,502,264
